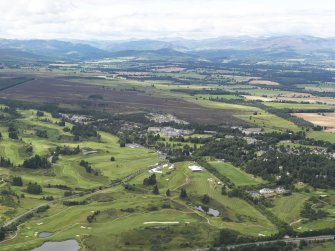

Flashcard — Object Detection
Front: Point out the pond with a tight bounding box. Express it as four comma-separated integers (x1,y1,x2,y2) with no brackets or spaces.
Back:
31,239,80,251
38,232,52,238
195,205,220,217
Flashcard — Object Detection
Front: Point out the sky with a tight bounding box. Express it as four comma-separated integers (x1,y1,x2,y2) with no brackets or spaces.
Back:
1,0,335,40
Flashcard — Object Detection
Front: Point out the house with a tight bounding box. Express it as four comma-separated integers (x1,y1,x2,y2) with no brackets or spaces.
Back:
148,127,161,133
242,128,263,135
247,191,261,198
275,187,289,194
188,165,203,172
259,188,274,194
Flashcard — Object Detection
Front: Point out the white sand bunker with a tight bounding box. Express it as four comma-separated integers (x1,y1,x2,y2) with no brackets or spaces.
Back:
143,222,179,224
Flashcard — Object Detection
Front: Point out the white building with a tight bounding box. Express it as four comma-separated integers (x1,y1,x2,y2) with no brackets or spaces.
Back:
188,165,203,172
259,188,274,194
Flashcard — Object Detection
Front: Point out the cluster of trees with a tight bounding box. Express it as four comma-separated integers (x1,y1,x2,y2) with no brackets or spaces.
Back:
246,150,335,188
143,173,157,186
8,125,19,139
42,196,54,201
55,145,80,155
87,210,100,223
22,155,51,169
26,182,42,194
63,200,87,206
47,184,71,190
71,124,99,138
0,157,13,168
300,197,328,221
56,120,66,126
180,188,188,199
197,138,255,167
36,205,50,213
11,176,23,186
79,160,98,175
36,111,44,117
35,129,48,138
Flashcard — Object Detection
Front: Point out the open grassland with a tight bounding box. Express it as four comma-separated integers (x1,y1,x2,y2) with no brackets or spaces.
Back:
264,102,334,110
237,112,300,132
307,131,335,143
208,161,265,186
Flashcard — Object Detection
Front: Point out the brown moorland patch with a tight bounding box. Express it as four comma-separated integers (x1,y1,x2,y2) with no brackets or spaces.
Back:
0,76,247,125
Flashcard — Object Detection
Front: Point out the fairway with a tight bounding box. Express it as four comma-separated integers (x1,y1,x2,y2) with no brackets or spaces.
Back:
270,193,309,224
208,161,264,186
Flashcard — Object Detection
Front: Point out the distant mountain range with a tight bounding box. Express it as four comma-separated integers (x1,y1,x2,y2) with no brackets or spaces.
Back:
88,36,335,52
1,36,335,63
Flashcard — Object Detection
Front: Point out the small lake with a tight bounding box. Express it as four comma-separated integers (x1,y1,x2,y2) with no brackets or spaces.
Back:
38,232,52,238
31,239,80,251
195,205,220,217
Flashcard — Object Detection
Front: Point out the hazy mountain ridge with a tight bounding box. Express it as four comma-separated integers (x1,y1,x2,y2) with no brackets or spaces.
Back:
1,36,335,63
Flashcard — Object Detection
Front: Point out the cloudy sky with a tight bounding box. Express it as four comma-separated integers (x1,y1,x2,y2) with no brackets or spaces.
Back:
1,0,335,40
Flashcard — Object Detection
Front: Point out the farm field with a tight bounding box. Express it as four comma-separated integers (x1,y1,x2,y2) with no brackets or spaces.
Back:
293,113,335,131
264,102,334,110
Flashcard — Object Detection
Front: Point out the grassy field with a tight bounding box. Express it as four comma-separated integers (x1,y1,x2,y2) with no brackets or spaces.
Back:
237,112,300,132
264,102,334,110
131,162,276,236
0,109,224,251
306,242,335,251
0,109,160,225
307,131,335,143
208,161,265,186
270,193,310,224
